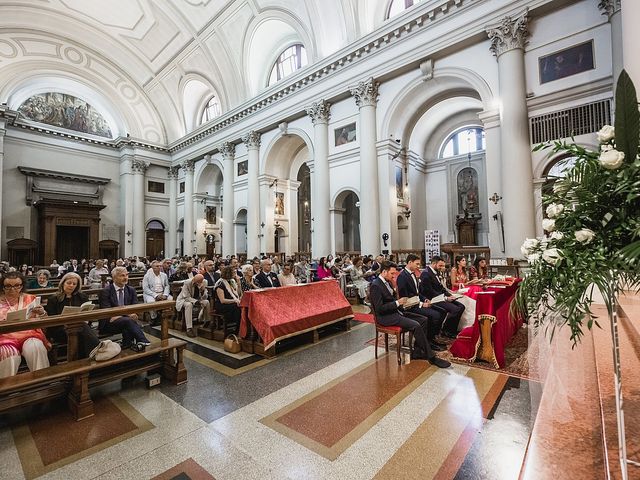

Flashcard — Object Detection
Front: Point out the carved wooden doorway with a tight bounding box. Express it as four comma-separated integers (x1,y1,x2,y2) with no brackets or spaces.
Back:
146,220,165,260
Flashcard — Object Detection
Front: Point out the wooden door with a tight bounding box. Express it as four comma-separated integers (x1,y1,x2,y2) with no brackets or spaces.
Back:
146,229,165,259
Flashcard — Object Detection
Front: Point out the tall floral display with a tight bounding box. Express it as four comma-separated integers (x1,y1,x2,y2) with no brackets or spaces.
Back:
516,70,640,479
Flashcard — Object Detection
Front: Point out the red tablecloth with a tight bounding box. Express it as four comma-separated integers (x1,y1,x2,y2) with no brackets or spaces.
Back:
449,279,522,368
239,281,353,349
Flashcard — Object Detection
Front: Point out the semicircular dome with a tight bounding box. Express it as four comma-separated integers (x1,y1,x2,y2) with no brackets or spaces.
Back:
17,92,113,138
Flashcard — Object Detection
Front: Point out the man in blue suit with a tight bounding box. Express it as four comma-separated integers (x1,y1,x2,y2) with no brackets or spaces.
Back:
396,254,447,351
99,266,151,348
369,261,450,368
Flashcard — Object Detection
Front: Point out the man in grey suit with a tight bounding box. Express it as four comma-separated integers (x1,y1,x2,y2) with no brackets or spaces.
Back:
176,274,210,338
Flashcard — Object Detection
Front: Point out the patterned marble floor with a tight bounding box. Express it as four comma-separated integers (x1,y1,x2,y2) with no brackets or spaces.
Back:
0,322,537,480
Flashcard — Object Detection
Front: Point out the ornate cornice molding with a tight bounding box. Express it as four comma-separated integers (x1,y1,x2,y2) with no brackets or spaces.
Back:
486,9,529,58
168,0,478,153
350,78,380,107
167,165,180,179
306,99,331,125
181,159,196,172
131,159,149,174
219,141,236,159
598,0,621,17
242,131,261,149
18,166,110,185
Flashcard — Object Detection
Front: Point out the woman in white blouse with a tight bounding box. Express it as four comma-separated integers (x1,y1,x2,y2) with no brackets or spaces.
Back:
277,263,297,286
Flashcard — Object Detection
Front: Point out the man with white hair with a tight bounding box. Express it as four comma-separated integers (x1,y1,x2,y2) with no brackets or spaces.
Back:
253,259,281,288
142,260,172,322
98,266,151,347
176,274,210,338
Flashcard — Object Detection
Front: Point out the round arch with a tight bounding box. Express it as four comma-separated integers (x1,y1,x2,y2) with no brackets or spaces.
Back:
382,67,494,143
178,72,228,133
242,9,316,96
261,128,314,178
194,158,224,195
533,142,597,179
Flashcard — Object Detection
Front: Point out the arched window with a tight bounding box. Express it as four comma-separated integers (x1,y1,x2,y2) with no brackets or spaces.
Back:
200,96,221,124
387,0,420,19
439,127,486,159
268,44,308,86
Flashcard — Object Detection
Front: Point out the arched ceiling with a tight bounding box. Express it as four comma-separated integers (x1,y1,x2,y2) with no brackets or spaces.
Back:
0,0,394,143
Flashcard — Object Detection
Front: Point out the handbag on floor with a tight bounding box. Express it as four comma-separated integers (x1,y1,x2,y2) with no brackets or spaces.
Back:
89,340,121,361
223,334,241,353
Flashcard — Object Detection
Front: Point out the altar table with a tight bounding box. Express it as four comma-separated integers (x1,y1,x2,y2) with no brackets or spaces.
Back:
239,280,353,350
449,279,522,368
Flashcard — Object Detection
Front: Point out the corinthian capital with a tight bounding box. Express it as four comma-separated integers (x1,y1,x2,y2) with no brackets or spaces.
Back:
598,0,621,17
219,142,236,159
242,131,261,149
486,9,529,58
306,99,331,125
181,159,196,172
131,159,149,174
350,78,379,108
167,165,180,179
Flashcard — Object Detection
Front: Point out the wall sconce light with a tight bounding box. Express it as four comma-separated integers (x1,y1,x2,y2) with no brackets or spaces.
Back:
126,230,132,244
258,222,265,238
489,193,502,204
402,206,411,219
274,220,280,229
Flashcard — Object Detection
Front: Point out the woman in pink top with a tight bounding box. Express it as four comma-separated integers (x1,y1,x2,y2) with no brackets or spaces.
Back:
316,257,333,280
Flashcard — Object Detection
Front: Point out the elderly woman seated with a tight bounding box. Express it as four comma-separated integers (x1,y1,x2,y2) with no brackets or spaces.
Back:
26,269,52,290
240,264,258,292
0,272,50,377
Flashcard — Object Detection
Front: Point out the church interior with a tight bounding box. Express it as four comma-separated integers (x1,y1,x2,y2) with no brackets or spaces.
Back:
0,0,639,479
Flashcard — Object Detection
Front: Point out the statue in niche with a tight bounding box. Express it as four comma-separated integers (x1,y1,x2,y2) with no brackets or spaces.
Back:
457,167,479,215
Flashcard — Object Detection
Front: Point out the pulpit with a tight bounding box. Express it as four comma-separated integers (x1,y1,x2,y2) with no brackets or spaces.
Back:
455,212,481,245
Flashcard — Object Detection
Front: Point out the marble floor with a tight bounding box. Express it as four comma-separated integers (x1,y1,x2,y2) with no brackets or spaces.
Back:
0,321,540,480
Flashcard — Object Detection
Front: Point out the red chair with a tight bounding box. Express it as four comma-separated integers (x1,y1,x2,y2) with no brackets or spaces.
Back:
373,313,413,365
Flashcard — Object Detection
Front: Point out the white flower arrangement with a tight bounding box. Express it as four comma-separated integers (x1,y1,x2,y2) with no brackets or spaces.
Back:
516,70,640,345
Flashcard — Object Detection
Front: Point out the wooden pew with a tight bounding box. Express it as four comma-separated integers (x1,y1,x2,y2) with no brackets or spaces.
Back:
0,300,186,420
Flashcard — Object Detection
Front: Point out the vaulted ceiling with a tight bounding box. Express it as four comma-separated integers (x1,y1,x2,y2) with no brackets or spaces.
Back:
0,0,397,143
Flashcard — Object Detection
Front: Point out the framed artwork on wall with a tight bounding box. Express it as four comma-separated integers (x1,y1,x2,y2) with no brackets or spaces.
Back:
395,166,403,199
334,122,357,146
237,160,248,176
274,192,285,216
205,206,216,224
539,40,594,84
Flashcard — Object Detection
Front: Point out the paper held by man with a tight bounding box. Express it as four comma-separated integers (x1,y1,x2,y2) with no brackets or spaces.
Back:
404,296,421,309
430,293,463,304
6,297,41,322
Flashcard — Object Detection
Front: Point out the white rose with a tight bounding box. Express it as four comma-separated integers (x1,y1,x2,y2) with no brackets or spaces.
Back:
527,253,541,264
574,228,595,244
545,203,565,218
596,125,615,143
520,238,539,256
550,231,564,241
600,144,613,152
542,248,562,266
539,236,550,249
542,218,556,232
599,149,625,170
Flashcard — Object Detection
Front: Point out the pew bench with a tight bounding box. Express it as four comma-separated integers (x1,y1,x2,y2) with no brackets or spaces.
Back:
0,301,186,420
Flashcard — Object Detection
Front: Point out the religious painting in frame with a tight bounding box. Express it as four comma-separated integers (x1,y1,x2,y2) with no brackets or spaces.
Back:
205,206,216,225
395,166,403,199
334,122,357,146
274,192,285,216
237,160,248,176
539,40,594,84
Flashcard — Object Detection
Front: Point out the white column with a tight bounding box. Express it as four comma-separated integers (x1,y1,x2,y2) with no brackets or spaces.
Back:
220,142,236,257
350,78,380,256
621,0,640,87
0,118,5,256
243,131,261,259
258,176,270,254
131,159,148,257
533,178,546,238
182,159,196,256
306,99,331,258
167,166,179,257
599,1,623,88
487,11,535,258
479,110,503,255
119,150,134,257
